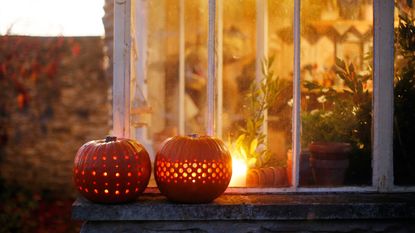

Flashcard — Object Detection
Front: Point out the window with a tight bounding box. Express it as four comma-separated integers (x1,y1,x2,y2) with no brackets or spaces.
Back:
112,0,415,192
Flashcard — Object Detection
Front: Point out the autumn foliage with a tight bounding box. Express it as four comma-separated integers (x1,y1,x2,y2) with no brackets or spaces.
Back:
0,36,80,111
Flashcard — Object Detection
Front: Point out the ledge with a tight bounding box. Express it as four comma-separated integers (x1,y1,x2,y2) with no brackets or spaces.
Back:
72,193,415,221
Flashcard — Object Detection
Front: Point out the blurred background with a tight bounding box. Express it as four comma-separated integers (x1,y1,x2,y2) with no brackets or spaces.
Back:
0,0,109,232
1,0,415,232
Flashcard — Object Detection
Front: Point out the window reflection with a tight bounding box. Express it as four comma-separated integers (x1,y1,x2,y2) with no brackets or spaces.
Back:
299,0,373,187
132,0,375,188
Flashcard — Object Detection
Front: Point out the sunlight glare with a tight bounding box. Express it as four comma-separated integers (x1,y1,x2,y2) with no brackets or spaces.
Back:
0,0,105,36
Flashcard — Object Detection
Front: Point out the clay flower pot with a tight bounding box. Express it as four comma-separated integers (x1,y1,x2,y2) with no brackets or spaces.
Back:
308,142,352,186
287,149,314,186
246,167,288,187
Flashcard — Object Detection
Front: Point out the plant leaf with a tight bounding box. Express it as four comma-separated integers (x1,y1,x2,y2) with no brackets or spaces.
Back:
250,138,258,155
335,57,346,70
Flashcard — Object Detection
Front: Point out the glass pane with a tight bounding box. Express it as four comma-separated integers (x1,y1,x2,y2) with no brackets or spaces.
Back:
130,1,208,186
225,0,293,187
131,0,294,188
300,0,373,187
394,1,415,185
183,1,208,135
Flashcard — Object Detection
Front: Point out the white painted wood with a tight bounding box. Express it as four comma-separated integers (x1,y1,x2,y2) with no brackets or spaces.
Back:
256,0,268,141
132,0,150,143
114,0,413,194
207,0,216,136
292,0,301,189
216,0,223,138
178,0,185,135
113,0,131,138
390,186,415,192
372,0,394,192
226,186,377,194
256,0,268,81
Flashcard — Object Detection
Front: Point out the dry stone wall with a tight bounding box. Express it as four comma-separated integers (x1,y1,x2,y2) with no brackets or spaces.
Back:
0,36,110,197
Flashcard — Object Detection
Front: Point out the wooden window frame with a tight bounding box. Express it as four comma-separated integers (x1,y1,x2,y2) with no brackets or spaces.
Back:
112,0,415,193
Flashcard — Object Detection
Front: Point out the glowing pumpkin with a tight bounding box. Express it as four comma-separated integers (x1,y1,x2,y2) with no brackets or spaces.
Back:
73,136,151,203
155,135,232,203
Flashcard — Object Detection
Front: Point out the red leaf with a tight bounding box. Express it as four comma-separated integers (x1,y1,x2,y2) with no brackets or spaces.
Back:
71,42,81,57
17,93,26,110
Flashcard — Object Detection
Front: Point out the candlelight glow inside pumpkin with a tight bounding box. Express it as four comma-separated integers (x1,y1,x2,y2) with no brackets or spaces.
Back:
73,136,151,203
155,135,232,203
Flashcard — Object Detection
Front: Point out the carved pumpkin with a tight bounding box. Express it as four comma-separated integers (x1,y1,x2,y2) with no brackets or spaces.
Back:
73,136,151,203
155,135,232,203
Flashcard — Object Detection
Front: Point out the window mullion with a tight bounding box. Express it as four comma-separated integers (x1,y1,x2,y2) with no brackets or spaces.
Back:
216,0,224,138
256,0,268,139
113,0,131,138
291,0,301,189
207,0,216,136
372,0,394,192
178,0,185,135
132,0,150,143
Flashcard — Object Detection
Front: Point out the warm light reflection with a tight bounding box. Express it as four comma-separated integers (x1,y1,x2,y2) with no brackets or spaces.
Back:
228,145,248,187
229,158,247,187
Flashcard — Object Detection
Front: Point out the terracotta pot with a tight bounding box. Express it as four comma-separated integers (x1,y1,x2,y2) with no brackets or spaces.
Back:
246,167,288,187
309,157,349,186
309,142,352,186
246,169,260,187
309,142,351,160
286,150,313,186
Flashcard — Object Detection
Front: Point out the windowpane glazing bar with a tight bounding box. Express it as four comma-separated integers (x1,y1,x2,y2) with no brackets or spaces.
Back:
178,0,185,135
132,0,150,143
256,0,268,140
216,0,223,138
207,0,216,136
373,0,394,192
292,0,301,189
113,0,131,138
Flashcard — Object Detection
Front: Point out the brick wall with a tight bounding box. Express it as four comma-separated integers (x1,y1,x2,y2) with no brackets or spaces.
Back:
0,36,110,197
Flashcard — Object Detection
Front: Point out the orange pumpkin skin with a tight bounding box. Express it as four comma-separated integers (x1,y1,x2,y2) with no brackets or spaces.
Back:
73,136,151,203
155,135,232,203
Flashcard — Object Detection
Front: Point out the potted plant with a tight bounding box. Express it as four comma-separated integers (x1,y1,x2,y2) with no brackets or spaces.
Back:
233,57,289,187
301,57,372,186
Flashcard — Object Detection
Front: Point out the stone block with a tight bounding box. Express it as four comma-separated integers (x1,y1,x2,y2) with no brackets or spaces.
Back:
73,193,415,233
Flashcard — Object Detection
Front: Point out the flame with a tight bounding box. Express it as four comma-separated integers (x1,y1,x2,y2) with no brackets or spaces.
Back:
229,145,248,187
229,158,247,187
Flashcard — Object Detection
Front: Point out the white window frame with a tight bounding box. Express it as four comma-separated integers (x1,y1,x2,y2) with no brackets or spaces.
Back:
112,0,415,193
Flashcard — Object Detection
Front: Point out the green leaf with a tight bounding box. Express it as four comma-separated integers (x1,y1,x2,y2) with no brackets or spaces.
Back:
250,138,258,155
335,57,346,70
268,55,275,69
235,134,246,146
248,158,257,168
348,63,355,74
303,81,321,90
261,59,268,76
247,119,254,134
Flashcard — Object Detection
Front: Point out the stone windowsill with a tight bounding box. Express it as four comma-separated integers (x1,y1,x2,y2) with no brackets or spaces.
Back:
72,191,415,221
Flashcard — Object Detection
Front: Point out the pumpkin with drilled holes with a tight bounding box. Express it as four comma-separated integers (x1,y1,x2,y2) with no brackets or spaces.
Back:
155,134,232,203
73,136,151,203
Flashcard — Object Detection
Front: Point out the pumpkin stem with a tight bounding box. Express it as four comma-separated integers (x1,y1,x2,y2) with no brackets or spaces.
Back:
105,136,117,142
188,134,199,138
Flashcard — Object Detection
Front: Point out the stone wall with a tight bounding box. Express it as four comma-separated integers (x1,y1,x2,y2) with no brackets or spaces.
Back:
73,193,415,233
0,36,110,197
